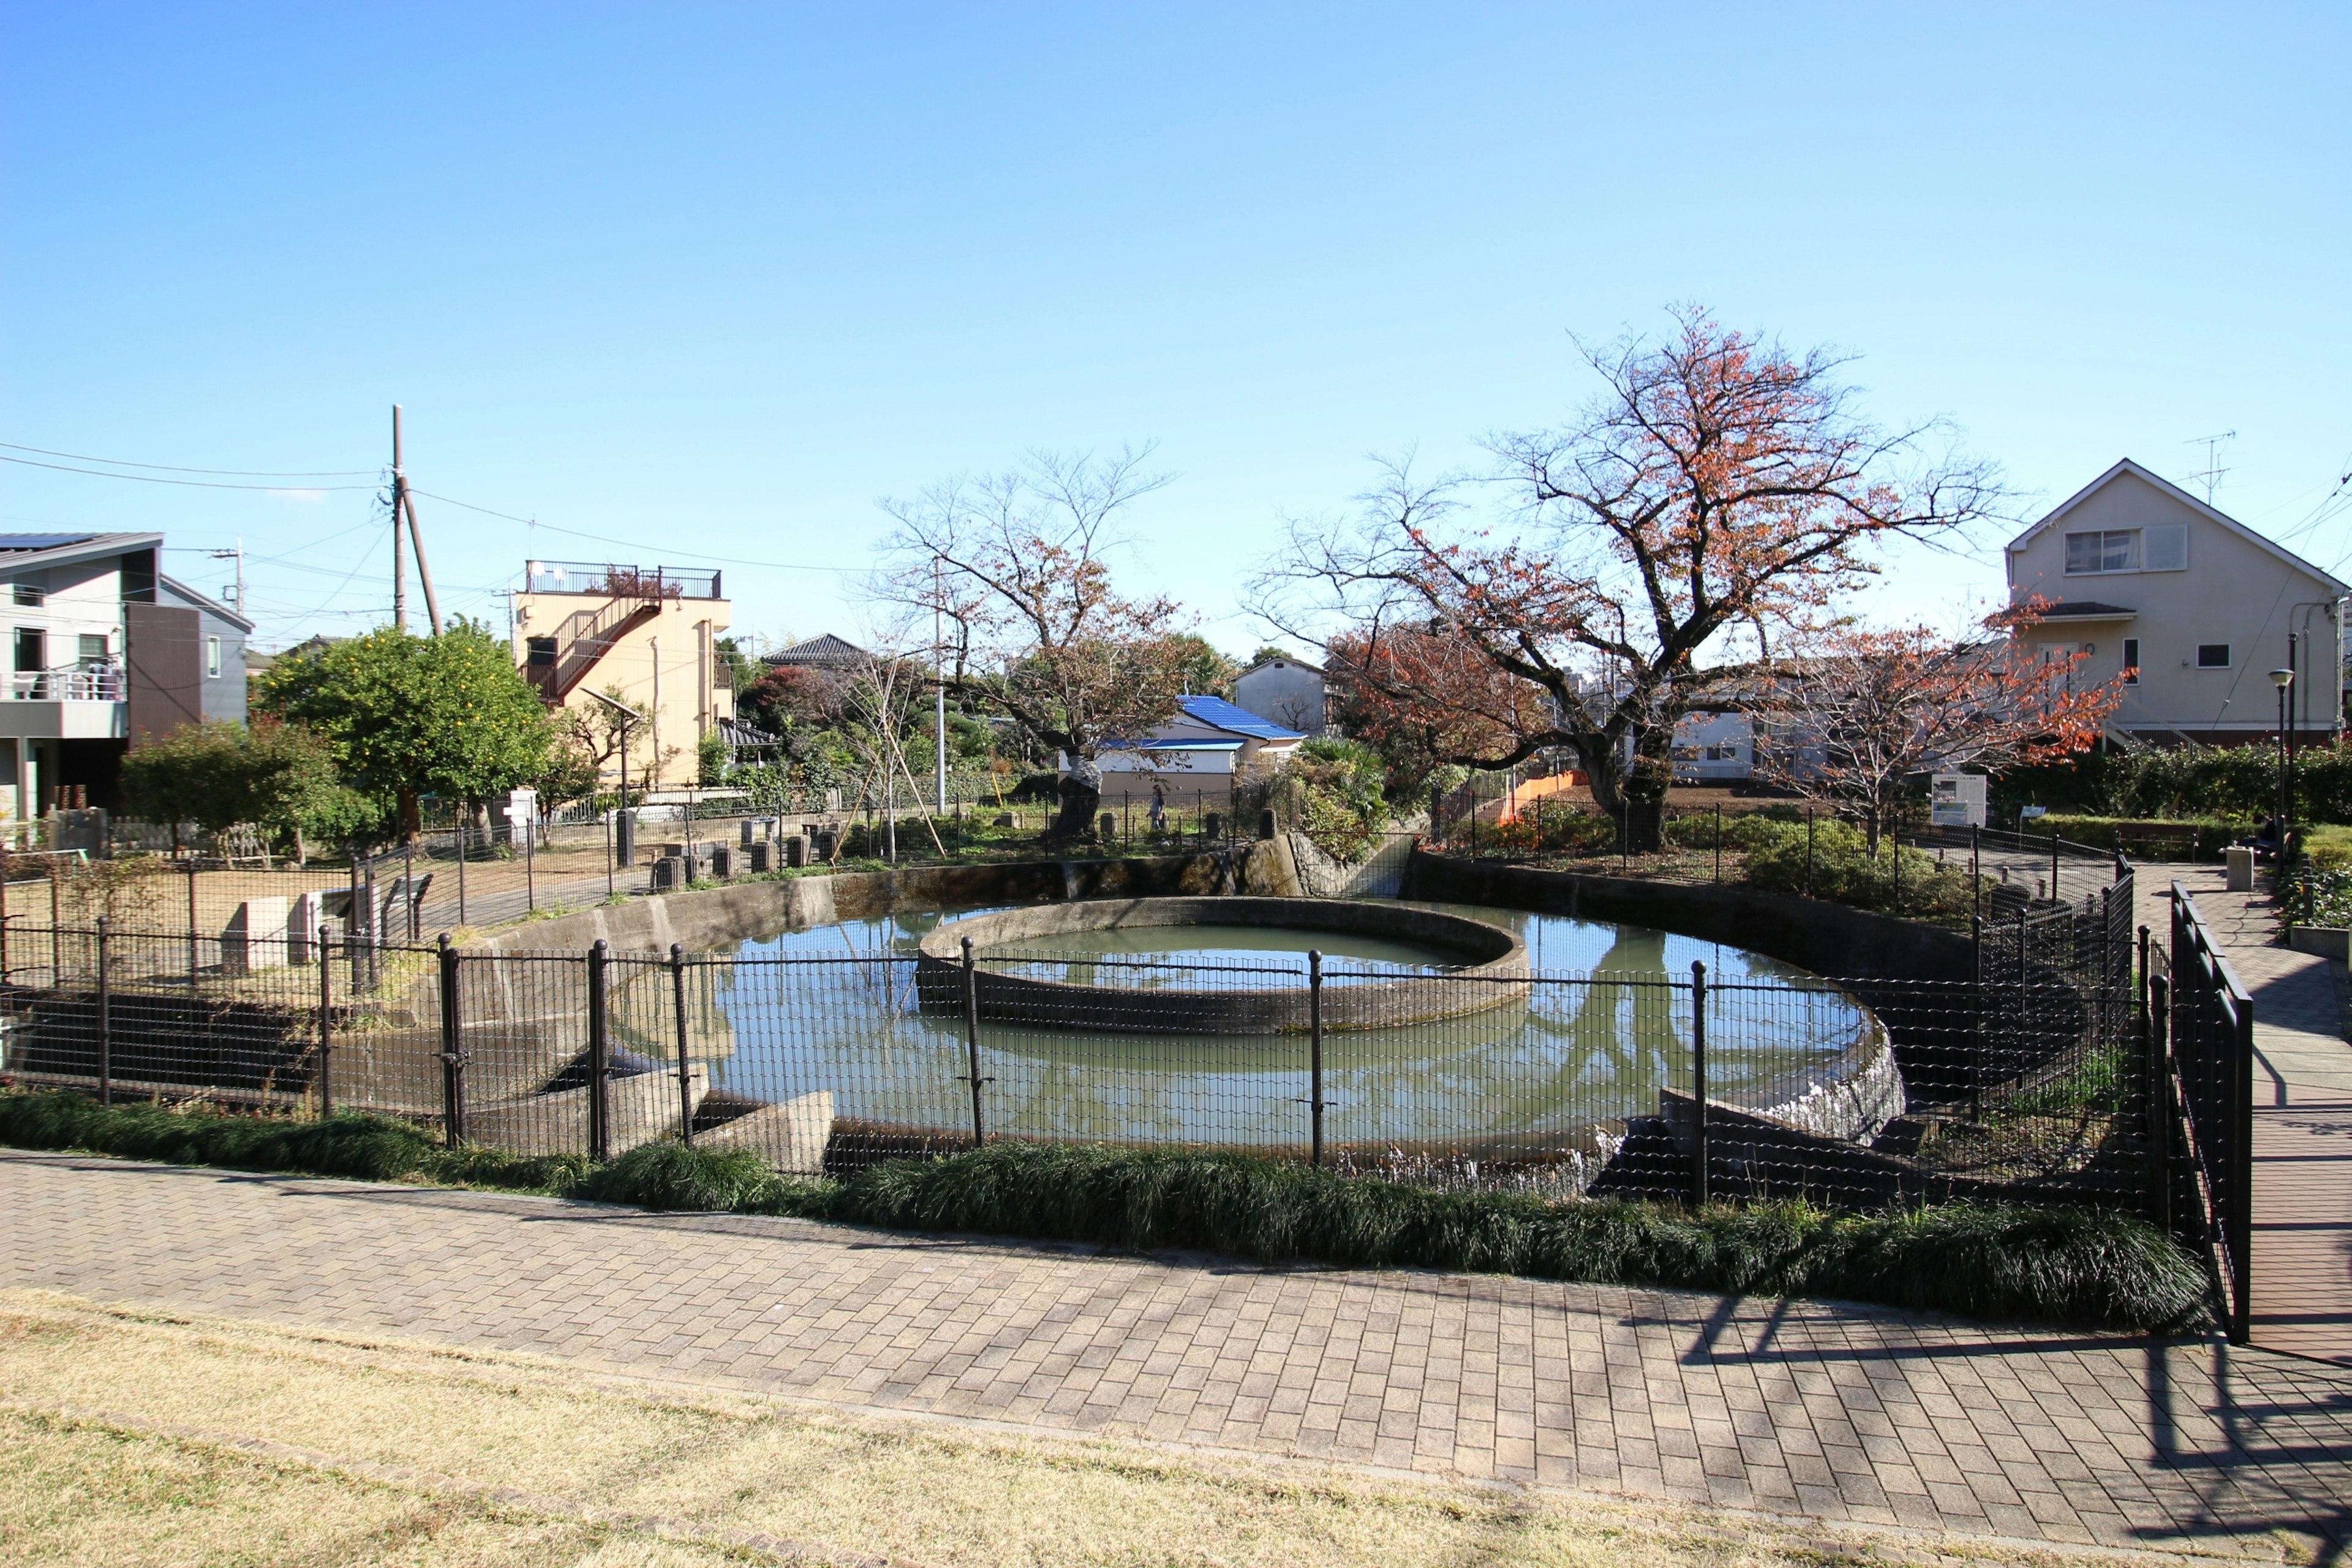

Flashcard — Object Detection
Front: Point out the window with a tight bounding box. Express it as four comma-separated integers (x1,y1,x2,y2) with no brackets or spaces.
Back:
2196,644,2230,669
525,636,557,668
10,584,40,608
2122,638,2139,685
77,635,108,668
205,636,221,679
1704,744,1740,762
2064,529,2138,573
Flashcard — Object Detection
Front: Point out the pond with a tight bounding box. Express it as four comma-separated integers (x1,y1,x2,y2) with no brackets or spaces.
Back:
665,899,1879,1175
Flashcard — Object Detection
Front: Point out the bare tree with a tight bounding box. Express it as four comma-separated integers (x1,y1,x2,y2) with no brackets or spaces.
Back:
878,447,1194,840
1257,307,2006,848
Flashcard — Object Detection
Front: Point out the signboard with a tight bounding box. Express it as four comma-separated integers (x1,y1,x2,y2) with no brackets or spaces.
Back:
501,787,538,826
1929,773,1987,828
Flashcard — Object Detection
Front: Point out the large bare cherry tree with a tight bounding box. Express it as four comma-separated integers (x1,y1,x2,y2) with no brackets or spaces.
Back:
1259,307,2006,848
878,447,1194,840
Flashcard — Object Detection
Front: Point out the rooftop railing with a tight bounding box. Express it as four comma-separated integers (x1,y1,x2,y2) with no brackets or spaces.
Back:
524,560,722,600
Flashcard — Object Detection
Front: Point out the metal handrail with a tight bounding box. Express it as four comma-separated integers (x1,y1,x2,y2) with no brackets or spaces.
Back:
9,665,124,701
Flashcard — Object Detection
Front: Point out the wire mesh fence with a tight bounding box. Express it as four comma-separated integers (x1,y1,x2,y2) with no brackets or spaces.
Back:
0,867,2179,1228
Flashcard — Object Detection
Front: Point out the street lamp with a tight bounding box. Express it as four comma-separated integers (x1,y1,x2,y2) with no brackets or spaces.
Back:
2269,666,2295,849
588,689,646,870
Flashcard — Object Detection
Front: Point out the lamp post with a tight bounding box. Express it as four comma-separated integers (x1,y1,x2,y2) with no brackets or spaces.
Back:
2269,666,2295,848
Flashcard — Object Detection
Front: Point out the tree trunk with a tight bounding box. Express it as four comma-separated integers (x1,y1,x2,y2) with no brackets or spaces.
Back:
1051,775,1101,841
1620,722,1678,853
399,790,422,844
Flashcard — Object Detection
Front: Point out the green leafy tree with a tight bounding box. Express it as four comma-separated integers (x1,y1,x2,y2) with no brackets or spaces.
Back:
254,624,552,840
118,719,378,859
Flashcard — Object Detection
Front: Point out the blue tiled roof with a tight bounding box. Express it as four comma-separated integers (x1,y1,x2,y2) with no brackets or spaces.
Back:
1180,695,1304,741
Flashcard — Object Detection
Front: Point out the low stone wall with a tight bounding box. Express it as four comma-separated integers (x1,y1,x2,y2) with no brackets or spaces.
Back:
478,837,1310,959
914,896,1528,1034
1400,850,1975,983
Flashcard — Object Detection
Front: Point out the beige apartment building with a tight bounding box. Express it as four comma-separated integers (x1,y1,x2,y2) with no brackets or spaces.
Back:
512,560,733,790
2005,460,2346,746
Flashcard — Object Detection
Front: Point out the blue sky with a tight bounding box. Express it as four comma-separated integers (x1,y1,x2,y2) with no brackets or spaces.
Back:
3,4,2346,655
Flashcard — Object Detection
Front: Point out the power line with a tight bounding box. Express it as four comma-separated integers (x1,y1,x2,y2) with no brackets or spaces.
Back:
0,439,375,478
414,491,863,575
0,452,377,492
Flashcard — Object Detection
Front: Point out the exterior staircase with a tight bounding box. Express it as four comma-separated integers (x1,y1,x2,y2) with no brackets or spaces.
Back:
532,595,662,702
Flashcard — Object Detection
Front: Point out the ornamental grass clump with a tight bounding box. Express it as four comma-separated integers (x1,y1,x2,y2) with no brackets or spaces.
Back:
0,1091,2212,1333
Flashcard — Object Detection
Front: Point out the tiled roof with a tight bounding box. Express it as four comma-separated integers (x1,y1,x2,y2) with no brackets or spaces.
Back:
764,633,867,666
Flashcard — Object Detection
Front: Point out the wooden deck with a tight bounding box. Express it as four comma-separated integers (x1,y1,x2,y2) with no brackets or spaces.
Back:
2138,865,2352,1365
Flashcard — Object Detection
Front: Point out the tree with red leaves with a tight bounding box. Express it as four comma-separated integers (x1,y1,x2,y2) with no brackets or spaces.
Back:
1260,307,2005,848
1750,598,2126,848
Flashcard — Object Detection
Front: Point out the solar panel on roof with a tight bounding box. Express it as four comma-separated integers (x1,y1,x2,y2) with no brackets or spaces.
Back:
0,533,97,552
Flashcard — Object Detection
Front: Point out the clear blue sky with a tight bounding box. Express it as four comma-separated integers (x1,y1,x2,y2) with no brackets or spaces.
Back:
4,4,2346,655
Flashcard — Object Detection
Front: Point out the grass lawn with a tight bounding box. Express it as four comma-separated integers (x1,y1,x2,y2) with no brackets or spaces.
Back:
0,1288,2164,1568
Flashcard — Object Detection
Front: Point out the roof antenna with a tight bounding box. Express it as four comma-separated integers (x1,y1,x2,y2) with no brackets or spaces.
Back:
2184,430,2236,504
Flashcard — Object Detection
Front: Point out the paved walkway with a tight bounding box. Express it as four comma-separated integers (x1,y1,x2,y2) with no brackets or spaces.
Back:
6,1151,2351,1559
2136,865,2352,1367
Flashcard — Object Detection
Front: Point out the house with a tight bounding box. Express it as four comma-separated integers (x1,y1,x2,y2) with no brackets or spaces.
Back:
1232,654,1331,736
0,531,249,821
512,560,734,790
2005,460,2347,745
1064,695,1306,808
761,633,868,671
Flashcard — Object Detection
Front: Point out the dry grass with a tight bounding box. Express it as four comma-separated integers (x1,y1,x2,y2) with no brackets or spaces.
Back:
0,1289,2208,1568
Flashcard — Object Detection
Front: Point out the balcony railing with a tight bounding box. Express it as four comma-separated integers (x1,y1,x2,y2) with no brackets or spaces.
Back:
12,665,124,701
524,560,722,600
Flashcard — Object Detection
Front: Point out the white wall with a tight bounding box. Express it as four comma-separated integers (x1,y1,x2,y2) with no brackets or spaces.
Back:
1231,662,1326,736
2007,467,2345,739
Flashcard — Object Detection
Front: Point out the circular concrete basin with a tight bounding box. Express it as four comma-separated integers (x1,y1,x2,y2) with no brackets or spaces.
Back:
916,896,1529,1033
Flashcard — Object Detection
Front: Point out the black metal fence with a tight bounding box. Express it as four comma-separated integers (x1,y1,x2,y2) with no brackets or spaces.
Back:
0,865,2181,1222
2156,883,2257,1343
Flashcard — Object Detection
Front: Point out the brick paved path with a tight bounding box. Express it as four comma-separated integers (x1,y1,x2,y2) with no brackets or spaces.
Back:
6,1152,2350,1558
2136,865,2352,1366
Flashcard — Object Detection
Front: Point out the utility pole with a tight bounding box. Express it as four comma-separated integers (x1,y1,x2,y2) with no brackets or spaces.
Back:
208,540,244,617
389,405,445,635
934,556,948,813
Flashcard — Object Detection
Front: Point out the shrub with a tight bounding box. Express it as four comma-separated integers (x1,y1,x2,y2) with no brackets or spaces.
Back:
1740,819,1975,916
1,1096,2212,1334
1491,800,1616,855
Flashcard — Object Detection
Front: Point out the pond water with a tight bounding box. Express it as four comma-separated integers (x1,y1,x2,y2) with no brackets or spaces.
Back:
660,900,1874,1170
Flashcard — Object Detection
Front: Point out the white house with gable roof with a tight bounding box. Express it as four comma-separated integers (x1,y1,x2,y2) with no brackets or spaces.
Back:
2004,460,2345,746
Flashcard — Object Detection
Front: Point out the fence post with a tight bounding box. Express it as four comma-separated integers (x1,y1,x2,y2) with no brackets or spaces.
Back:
1804,811,1815,897
363,856,380,993
316,926,334,1118
2145,971,2171,1232
2049,831,2060,903
405,843,417,941
437,933,465,1146
603,810,615,901
2230,974,2254,1344
48,865,59,986
1970,824,1981,925
587,939,611,1163
1308,948,1325,1167
1713,804,1723,884
1891,829,1901,912
95,915,111,1106
186,858,199,989
669,943,695,1145
525,810,537,913
1689,959,1708,1207
456,815,469,927
1970,912,1985,1120
960,935,987,1148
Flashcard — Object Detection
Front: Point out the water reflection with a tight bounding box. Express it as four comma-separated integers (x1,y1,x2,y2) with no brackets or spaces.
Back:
704,900,1873,1160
